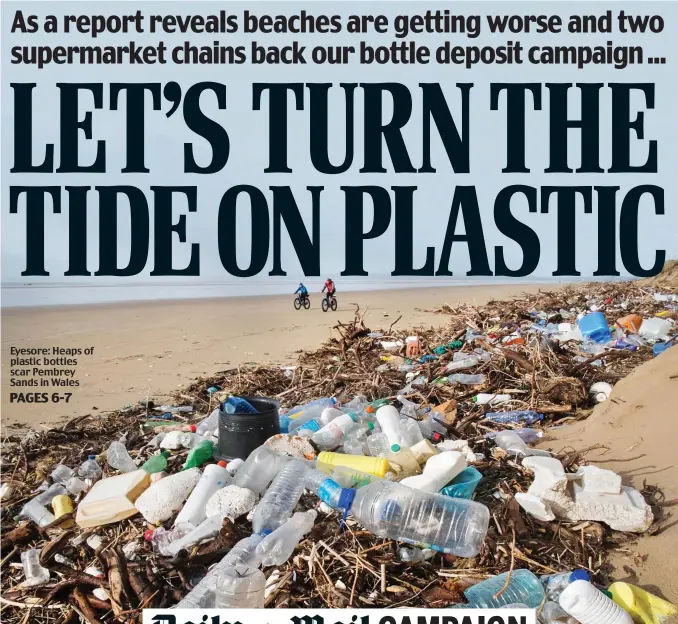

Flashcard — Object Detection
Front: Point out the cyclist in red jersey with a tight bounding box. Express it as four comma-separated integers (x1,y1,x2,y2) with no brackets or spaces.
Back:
322,278,336,296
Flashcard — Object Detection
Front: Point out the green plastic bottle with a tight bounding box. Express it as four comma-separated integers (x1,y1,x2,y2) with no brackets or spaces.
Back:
183,440,215,470
142,451,170,474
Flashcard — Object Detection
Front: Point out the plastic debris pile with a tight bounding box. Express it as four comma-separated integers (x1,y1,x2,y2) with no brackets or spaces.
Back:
1,279,677,623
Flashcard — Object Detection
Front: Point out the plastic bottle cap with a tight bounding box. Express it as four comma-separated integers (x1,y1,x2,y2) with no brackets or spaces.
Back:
88,455,96,460
602,589,613,599
161,451,170,458
217,461,227,467
367,422,375,430
337,488,357,511
189,424,197,433
472,396,479,403
143,529,154,541
570,569,590,583
366,405,375,414
391,444,401,452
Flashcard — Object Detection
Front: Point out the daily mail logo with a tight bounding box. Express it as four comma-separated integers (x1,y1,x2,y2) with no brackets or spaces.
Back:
143,609,537,624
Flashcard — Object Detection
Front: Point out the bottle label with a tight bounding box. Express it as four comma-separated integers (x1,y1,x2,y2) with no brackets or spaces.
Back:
299,419,321,433
317,479,342,506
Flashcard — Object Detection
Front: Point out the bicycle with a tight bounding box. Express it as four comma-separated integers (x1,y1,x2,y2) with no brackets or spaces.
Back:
294,294,311,310
321,293,337,312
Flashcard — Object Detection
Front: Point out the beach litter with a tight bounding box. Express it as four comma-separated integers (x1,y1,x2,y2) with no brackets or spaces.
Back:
1,277,677,621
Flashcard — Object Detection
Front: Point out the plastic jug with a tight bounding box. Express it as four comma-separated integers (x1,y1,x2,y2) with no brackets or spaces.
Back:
578,312,612,344
559,580,633,624
174,461,230,530
316,451,390,478
608,582,677,624
134,468,201,524
400,451,466,493
76,470,150,528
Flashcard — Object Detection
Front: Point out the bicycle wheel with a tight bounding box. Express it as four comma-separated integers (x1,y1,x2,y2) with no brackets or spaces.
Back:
303,297,311,309
322,297,329,312
330,296,337,311
294,297,302,310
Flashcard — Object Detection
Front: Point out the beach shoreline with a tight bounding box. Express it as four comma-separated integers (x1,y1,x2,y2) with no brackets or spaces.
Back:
2,282,550,428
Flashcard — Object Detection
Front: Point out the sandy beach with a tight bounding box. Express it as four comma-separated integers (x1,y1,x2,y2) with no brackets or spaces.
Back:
2,283,546,428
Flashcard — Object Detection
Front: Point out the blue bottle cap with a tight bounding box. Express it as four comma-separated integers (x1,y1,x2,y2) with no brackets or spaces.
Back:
570,569,590,582
259,528,273,536
88,454,96,460
337,488,356,511
391,444,401,452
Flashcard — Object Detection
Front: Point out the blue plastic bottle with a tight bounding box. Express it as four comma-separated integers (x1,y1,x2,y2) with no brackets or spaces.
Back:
464,569,545,608
577,311,612,344
222,397,258,415
653,339,676,357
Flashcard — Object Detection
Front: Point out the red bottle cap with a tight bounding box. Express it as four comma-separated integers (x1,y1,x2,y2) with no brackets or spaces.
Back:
143,529,154,542
217,460,227,467
189,424,197,433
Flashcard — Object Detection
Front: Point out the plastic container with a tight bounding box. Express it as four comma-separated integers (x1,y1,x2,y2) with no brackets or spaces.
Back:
559,580,633,624
638,318,672,340
19,499,55,527
216,396,280,462
350,480,490,557
311,412,359,450
473,393,511,406
21,549,50,586
305,469,356,510
174,461,230,529
75,470,151,527
215,566,266,608
256,510,317,566
184,440,215,469
440,466,483,499
448,373,487,385
399,418,425,447
281,398,337,433
78,456,102,480
252,460,309,533
52,494,74,528
376,405,403,446
386,444,421,475
589,382,613,404
485,410,544,425
134,468,201,524
542,569,591,601
494,430,551,458
142,451,170,474
175,533,266,609
107,442,138,473
608,582,677,624
400,451,466,493
232,446,290,495
297,419,322,436
34,483,67,506
317,451,390,478
578,312,612,344
464,569,545,608
196,409,221,437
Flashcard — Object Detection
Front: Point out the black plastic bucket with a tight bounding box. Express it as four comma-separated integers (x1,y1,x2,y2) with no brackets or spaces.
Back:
215,396,280,462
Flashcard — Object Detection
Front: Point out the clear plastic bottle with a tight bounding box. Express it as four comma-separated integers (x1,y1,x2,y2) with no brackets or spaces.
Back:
448,373,487,385
21,549,50,586
256,510,317,566
330,465,381,489
51,464,75,484
223,397,258,415
398,547,426,562
484,411,544,425
398,396,419,419
366,431,392,457
541,569,590,602
485,428,544,445
445,353,483,372
175,533,265,608
34,483,67,505
342,423,374,455
107,442,138,473
559,580,633,624
196,408,221,437
165,516,223,557
305,469,356,510
19,499,55,527
232,446,290,495
252,460,309,533
158,405,193,413
78,455,102,480
280,398,337,432
540,601,579,624
350,480,490,557
464,569,545,608
399,418,424,447
494,431,551,458
311,412,359,450
320,407,344,425
160,430,197,450
215,566,266,608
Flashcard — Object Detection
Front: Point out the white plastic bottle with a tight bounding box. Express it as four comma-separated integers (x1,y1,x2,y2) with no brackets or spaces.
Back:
400,451,467,493
134,468,201,524
251,460,309,533
256,510,317,566
376,405,403,446
473,393,511,406
174,461,230,529
311,412,359,450
232,446,289,495
160,430,197,450
559,580,633,624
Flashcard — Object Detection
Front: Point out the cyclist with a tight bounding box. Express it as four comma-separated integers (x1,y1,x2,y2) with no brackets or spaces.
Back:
322,278,336,298
295,282,309,300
